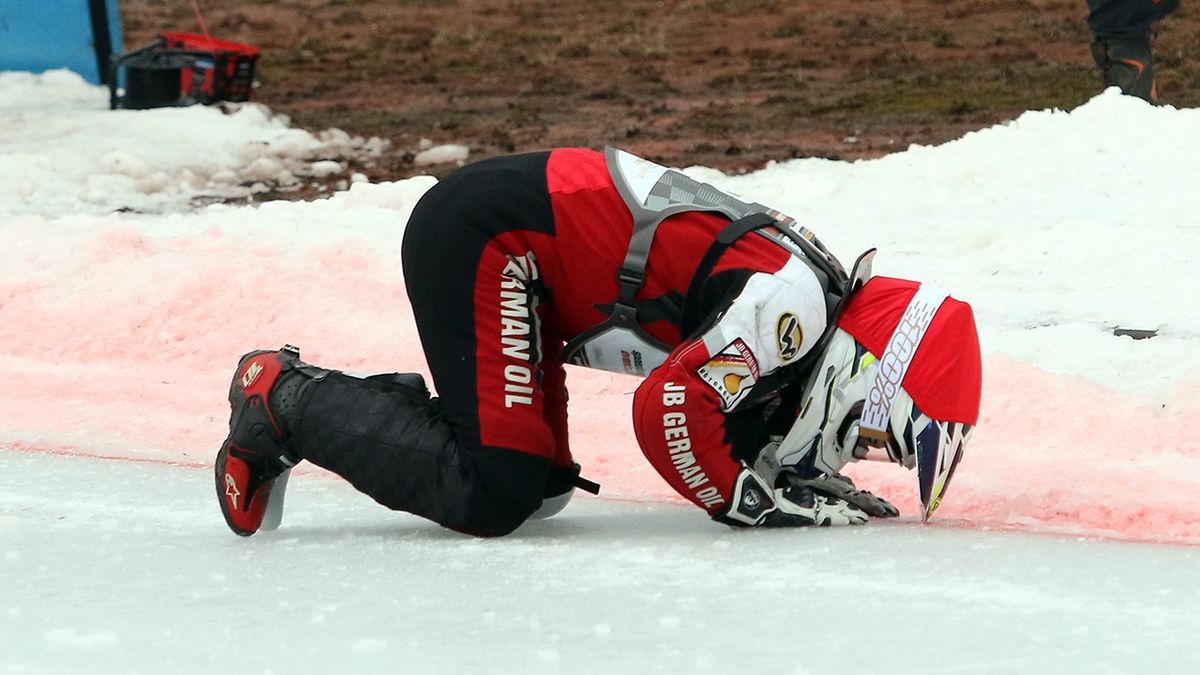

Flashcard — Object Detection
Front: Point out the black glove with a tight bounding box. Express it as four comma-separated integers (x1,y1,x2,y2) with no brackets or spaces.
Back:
763,483,870,527
717,467,869,528
788,473,899,518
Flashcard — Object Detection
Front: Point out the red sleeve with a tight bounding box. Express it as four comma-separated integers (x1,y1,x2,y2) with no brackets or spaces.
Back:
632,338,744,514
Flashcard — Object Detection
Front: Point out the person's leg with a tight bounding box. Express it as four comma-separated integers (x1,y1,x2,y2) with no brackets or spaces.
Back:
216,153,573,537
306,153,566,536
1086,0,1164,42
1086,0,1180,102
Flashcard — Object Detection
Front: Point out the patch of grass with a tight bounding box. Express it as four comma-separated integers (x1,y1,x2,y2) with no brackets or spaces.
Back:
1020,14,1090,42
616,28,668,57
931,30,958,48
703,0,782,13
803,63,1096,118
628,64,664,84
836,12,928,46
706,73,744,88
332,10,366,26
430,26,488,51
769,21,806,39
520,71,582,96
286,108,405,138
558,43,592,59
581,88,622,101
326,0,448,5
682,105,760,134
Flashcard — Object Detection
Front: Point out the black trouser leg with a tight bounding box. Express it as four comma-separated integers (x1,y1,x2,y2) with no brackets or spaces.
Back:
294,372,549,536
1085,0,1178,42
1084,0,1180,101
289,152,569,537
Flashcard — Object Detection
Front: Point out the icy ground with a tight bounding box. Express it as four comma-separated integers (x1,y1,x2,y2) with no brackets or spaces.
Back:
4,451,1198,674
2,70,1200,672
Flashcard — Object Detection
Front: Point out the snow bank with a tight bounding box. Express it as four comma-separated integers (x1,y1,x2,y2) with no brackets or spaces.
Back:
0,69,388,217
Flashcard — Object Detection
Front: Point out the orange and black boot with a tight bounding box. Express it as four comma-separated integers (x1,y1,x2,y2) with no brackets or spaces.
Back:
215,345,328,536
1090,38,1157,103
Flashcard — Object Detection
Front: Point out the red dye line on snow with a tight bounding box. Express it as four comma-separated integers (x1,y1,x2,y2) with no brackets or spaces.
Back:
6,440,1198,548
889,516,1200,549
4,440,211,469
592,491,1200,548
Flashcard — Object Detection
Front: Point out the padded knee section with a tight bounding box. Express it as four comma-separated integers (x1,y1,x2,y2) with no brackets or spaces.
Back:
293,372,549,536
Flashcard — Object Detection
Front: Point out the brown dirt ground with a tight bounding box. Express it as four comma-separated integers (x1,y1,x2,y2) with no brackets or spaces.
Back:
121,0,1200,183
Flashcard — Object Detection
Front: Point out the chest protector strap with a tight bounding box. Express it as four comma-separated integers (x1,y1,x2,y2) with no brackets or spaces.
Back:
560,147,856,377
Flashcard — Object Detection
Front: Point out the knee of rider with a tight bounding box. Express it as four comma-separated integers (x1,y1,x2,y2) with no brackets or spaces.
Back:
458,453,550,536
456,489,542,537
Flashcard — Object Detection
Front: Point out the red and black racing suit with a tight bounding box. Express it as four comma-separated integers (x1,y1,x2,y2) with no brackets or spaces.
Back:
300,149,825,534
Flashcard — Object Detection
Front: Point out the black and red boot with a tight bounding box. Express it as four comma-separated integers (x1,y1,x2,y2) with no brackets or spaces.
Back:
1090,38,1157,103
215,345,327,536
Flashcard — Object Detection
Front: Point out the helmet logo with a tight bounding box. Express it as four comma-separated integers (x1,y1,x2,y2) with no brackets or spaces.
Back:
776,313,803,360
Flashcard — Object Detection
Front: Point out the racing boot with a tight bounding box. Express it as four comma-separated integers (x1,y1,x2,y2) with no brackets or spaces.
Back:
1090,38,1157,103
215,345,330,536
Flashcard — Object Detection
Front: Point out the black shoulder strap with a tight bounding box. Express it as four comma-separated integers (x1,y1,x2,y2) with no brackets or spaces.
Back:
680,213,780,333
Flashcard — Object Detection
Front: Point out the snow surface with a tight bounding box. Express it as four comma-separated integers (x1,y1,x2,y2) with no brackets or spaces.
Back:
2,70,1199,671
3,450,1198,674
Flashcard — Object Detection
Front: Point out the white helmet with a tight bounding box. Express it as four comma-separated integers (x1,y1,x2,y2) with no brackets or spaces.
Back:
763,277,981,521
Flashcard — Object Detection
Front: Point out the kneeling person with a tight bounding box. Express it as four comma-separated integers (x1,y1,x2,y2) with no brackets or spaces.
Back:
215,148,982,536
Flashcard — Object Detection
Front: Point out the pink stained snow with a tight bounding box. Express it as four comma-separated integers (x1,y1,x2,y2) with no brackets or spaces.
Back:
2,71,1199,545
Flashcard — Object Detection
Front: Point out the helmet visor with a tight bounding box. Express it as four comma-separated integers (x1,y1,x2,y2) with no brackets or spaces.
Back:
915,419,972,521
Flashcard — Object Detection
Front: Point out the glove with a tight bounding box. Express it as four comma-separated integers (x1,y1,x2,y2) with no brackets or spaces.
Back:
789,473,899,518
716,467,868,528
762,483,869,528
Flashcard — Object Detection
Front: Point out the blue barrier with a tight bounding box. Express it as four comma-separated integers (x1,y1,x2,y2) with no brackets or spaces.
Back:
0,0,123,84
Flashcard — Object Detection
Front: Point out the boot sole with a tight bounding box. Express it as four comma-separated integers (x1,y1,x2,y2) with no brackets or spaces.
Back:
259,468,291,532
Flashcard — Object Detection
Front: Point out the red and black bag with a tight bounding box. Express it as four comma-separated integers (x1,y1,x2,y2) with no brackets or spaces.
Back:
110,32,260,109
161,32,259,104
